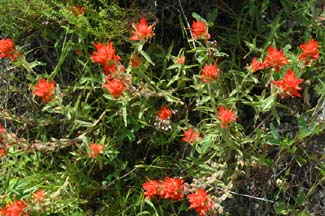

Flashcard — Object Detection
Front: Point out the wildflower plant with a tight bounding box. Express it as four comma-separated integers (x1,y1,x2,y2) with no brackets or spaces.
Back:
0,0,324,215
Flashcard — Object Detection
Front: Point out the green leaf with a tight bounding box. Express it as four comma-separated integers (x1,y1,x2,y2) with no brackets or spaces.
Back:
140,50,155,65
192,12,208,23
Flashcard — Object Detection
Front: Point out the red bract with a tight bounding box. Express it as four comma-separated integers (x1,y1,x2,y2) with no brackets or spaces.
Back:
249,57,264,73
160,177,184,201
187,188,213,216
182,128,201,144
190,19,211,40
217,105,237,128
91,42,121,75
102,78,126,99
89,143,105,158
0,39,20,60
299,39,320,64
263,46,289,72
32,78,56,103
32,190,45,202
142,179,162,200
201,63,220,83
4,199,28,216
156,105,172,120
68,5,86,16
130,18,155,42
130,53,142,67
177,56,185,65
272,69,303,98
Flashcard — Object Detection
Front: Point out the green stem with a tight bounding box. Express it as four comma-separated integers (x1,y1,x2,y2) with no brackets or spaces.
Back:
208,83,218,116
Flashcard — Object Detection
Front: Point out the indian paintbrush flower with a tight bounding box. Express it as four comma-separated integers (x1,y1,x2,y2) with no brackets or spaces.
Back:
91,42,121,75
156,105,172,120
182,127,201,144
299,39,320,65
130,18,155,42
217,105,238,128
0,38,21,60
263,46,289,72
190,19,211,40
32,78,56,103
187,188,214,216
272,69,303,98
201,63,220,83
89,143,105,158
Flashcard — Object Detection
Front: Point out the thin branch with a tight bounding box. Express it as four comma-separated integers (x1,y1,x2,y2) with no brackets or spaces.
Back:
177,0,195,47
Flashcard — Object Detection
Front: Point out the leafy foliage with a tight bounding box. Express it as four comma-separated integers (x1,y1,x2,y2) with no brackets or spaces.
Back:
0,0,324,215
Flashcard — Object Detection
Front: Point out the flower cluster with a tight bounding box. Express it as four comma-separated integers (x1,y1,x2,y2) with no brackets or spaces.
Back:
299,39,320,65
0,190,46,215
156,105,172,120
187,188,214,216
91,42,122,75
92,18,155,99
91,41,128,99
249,39,320,98
89,143,105,158
190,19,211,41
143,177,184,201
154,106,172,131
262,46,289,72
182,127,201,144
201,63,220,83
143,177,214,216
32,78,56,103
0,198,28,216
217,105,238,129
129,18,155,42
272,69,303,98
0,38,21,60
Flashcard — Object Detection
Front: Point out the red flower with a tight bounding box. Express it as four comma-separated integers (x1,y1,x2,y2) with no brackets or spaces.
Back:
201,63,220,83
130,53,142,67
249,57,265,73
4,199,28,216
190,19,211,40
142,179,162,200
0,39,21,60
130,18,155,42
89,143,105,158
217,105,237,128
156,105,172,120
102,78,126,99
177,56,185,65
32,78,56,103
187,188,214,216
263,46,289,72
68,5,86,16
91,42,121,75
299,39,320,64
272,69,303,98
160,177,184,201
32,190,45,202
182,128,201,144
